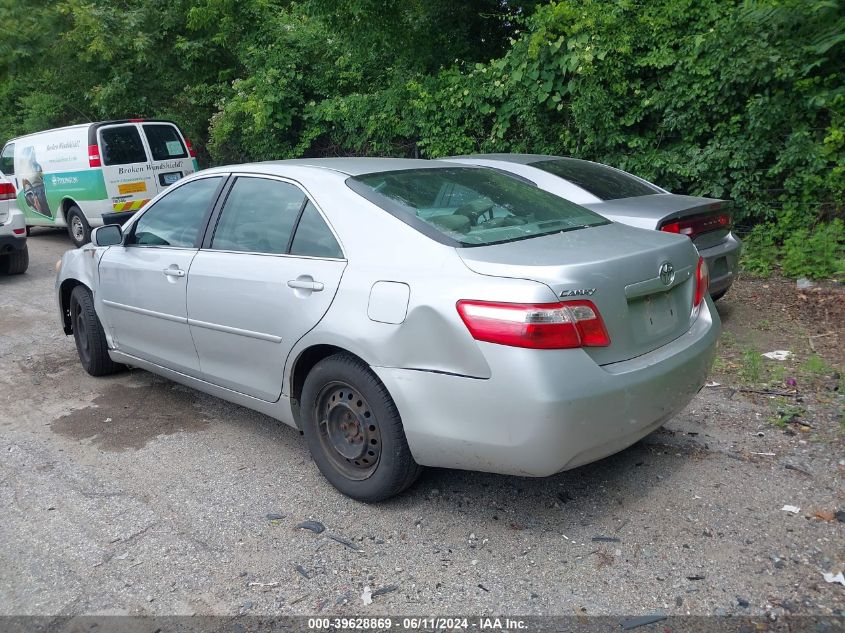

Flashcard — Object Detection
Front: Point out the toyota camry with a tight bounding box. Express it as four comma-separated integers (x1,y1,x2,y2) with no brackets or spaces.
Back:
56,158,719,501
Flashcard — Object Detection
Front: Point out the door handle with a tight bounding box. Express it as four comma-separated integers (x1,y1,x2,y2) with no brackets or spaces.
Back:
163,267,185,277
287,279,324,291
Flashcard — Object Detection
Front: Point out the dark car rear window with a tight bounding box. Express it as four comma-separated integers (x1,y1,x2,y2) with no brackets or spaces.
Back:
347,167,608,247
531,158,661,201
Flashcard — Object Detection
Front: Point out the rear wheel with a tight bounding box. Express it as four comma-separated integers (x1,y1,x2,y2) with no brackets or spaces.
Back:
70,285,121,376
300,353,422,501
0,245,28,274
66,205,91,247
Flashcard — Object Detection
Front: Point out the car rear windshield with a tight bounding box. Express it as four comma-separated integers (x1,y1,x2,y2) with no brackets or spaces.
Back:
143,124,188,161
347,167,608,246
530,158,661,201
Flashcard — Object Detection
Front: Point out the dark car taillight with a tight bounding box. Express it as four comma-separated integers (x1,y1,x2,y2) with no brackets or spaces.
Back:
660,211,731,240
456,300,611,349
694,256,709,309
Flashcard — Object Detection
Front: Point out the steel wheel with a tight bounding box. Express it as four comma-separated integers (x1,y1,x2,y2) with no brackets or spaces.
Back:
71,215,85,243
315,381,382,480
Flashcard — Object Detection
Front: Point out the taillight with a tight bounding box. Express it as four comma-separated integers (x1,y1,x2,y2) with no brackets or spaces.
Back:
694,256,709,308
660,212,732,240
456,300,611,349
88,145,102,168
0,182,15,201
185,138,197,158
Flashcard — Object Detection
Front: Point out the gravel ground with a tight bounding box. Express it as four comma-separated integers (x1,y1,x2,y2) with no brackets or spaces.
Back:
1,230,843,618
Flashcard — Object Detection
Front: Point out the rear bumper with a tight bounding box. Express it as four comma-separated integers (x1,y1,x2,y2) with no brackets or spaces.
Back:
699,232,741,296
374,297,720,477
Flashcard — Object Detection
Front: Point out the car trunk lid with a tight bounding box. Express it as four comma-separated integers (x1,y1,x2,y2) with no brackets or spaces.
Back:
582,194,732,251
457,222,701,365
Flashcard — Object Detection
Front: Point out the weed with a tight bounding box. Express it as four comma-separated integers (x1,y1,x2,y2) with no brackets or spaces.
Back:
801,354,831,376
740,348,763,384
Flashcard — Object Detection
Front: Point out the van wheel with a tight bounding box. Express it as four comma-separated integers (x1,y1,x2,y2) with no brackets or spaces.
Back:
25,226,31,237
300,353,422,502
0,244,28,274
70,285,121,376
66,206,91,247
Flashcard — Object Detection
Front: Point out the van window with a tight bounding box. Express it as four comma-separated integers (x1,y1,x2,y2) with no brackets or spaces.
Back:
0,143,14,176
143,124,188,161
100,126,147,166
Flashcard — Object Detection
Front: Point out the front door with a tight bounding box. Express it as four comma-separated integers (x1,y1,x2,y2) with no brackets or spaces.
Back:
186,176,346,401
98,176,225,375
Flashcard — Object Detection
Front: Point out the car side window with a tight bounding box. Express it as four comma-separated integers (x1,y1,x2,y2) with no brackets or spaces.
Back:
0,143,14,176
129,177,222,247
100,126,147,166
211,177,305,254
290,202,343,259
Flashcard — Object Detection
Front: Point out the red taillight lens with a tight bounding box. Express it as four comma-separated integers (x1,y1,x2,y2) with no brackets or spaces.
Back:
456,300,611,349
88,145,102,168
185,138,197,158
694,256,709,308
0,182,15,200
660,212,732,240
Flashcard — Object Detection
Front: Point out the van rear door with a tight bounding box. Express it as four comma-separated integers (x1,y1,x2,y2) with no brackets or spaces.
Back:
98,123,158,215
140,122,196,196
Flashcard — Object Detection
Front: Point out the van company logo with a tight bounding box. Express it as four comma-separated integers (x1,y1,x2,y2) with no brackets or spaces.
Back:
659,261,675,286
51,175,79,186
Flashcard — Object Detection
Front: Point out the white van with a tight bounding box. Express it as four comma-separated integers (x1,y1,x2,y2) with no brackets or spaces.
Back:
0,120,199,246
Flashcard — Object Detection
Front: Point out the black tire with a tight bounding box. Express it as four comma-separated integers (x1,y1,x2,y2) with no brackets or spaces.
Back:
66,205,91,247
25,225,31,237
300,353,422,501
70,285,121,376
711,289,727,301
0,244,28,274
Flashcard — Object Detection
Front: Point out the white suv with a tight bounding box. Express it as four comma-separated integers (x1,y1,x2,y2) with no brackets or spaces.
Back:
0,172,28,274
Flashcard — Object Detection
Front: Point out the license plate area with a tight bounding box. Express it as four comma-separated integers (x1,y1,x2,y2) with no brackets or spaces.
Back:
642,291,678,336
159,171,182,186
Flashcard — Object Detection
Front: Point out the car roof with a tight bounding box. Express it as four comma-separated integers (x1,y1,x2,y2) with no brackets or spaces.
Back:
445,153,558,165
218,157,464,177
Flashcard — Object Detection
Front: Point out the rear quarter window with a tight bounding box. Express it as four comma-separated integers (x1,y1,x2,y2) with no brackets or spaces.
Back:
531,158,662,200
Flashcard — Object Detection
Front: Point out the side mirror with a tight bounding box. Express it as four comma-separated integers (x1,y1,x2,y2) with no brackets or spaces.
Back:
91,224,123,247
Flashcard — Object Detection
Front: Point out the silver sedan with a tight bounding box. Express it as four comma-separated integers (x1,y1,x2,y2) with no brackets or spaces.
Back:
444,154,742,299
56,159,720,501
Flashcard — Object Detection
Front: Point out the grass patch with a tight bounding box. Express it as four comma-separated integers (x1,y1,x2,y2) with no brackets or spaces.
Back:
770,401,806,428
740,347,764,384
801,354,832,376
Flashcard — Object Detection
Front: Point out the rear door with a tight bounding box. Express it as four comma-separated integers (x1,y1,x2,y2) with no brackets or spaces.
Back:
140,122,196,196
98,123,157,215
98,175,225,375
186,175,346,401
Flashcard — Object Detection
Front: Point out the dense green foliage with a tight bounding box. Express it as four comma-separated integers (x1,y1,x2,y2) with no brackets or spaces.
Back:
0,0,842,277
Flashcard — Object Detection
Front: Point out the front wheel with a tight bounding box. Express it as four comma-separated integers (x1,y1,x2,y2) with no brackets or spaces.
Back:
300,353,422,502
70,285,121,376
66,205,91,247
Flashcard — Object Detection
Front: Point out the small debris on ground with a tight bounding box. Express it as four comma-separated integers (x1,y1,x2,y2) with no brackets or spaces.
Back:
686,574,705,581
294,564,313,579
591,536,621,543
781,505,801,514
266,513,284,521
296,520,325,534
328,534,363,551
361,586,373,605
371,584,399,597
822,571,845,587
762,350,792,361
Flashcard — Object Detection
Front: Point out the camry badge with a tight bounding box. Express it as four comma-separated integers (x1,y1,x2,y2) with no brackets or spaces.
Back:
560,288,596,297
659,261,675,286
